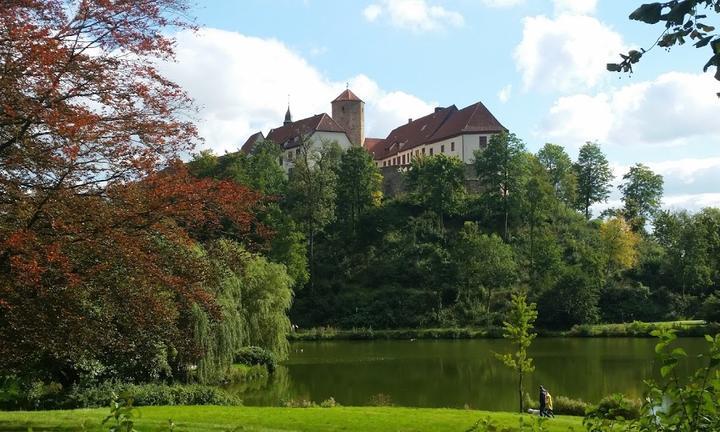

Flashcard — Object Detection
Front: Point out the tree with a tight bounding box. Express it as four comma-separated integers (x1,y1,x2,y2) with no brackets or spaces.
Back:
475,132,529,240
286,137,342,289
537,143,577,206
608,1,720,95
600,217,641,280
246,140,288,196
406,154,466,230
454,223,517,325
335,146,382,236
575,142,614,219
522,158,557,290
495,293,537,413
0,1,290,386
619,163,664,232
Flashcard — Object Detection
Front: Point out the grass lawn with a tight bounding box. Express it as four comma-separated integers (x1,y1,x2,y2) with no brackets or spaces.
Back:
0,406,584,431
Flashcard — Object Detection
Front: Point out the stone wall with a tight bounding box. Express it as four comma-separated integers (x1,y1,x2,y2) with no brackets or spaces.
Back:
379,164,483,198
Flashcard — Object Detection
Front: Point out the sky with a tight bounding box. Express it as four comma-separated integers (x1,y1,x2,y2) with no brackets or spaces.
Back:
159,0,720,212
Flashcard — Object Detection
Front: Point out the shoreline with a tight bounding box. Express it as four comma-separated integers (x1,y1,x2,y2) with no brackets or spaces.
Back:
288,320,717,341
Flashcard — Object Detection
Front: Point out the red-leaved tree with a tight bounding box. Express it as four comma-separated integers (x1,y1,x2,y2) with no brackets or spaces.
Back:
0,1,269,384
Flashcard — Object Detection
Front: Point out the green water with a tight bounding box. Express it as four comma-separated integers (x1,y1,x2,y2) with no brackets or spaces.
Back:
229,338,706,410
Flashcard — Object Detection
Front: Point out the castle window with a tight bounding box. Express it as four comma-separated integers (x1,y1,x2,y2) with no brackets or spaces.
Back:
479,136,488,147
429,148,434,156
451,142,455,151
422,148,426,155
441,144,445,153
288,151,293,161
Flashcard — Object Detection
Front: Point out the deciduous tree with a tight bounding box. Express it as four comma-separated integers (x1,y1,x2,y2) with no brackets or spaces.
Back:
475,132,529,240
619,163,664,232
575,142,614,219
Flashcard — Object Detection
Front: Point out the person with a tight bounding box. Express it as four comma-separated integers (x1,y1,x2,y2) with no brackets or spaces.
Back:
539,385,547,416
545,390,555,418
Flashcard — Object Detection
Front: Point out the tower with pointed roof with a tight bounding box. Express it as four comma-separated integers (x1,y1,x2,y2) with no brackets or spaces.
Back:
331,89,364,147
283,105,292,126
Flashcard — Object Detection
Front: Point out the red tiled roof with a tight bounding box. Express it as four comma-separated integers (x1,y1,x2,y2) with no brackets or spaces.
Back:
364,137,385,157
240,131,264,154
332,89,363,103
372,106,457,160
371,101,507,160
266,113,346,150
428,101,507,144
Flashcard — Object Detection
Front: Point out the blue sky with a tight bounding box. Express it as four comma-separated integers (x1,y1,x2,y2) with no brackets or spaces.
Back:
161,0,720,212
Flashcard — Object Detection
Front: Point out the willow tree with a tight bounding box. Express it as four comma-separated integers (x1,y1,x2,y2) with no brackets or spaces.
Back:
190,240,293,384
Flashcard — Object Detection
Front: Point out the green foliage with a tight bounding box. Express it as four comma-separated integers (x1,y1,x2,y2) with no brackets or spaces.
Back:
574,142,614,219
593,394,642,420
537,143,577,206
187,240,293,384
335,146,382,235
584,329,720,431
234,346,277,373
496,294,538,413
103,392,139,432
65,382,241,409
538,266,600,329
406,154,466,228
455,223,518,325
619,163,664,232
608,1,720,95
475,132,529,240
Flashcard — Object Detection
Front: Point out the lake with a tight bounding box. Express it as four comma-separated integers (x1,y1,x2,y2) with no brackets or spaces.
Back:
228,337,706,411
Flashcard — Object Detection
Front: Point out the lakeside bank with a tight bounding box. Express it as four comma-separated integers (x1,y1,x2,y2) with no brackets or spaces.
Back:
288,320,717,341
0,406,583,432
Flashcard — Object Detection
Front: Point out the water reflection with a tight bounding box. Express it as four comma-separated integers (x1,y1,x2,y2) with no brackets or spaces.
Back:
230,338,705,411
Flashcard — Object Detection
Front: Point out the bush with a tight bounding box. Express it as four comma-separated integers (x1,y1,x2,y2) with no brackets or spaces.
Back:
592,394,641,420
320,396,340,407
235,346,277,373
282,398,317,408
63,382,241,409
523,392,589,416
224,364,268,384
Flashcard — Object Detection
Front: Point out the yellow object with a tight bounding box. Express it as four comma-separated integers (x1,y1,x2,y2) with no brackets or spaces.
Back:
546,393,553,410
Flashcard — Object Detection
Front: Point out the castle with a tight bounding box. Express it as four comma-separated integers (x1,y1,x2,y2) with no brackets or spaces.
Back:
241,89,507,171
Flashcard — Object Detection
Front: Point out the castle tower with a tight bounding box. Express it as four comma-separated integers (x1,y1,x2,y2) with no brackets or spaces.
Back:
331,88,364,147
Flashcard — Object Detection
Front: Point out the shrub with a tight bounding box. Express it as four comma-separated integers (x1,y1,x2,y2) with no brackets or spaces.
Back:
282,398,317,408
523,392,589,416
593,394,642,420
320,397,340,408
554,395,590,416
368,393,393,406
234,346,277,373
224,364,268,384
63,382,241,409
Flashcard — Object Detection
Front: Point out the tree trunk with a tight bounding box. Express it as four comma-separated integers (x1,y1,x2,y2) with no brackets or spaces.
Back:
519,371,524,413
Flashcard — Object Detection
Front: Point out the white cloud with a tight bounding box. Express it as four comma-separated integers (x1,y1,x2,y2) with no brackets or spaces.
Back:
498,84,512,103
363,4,382,22
481,0,525,7
362,0,464,32
541,72,720,152
662,193,720,211
514,14,625,92
158,28,435,154
553,0,597,15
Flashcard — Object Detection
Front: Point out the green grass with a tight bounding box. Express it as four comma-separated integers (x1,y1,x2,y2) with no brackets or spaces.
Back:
564,320,715,337
0,406,584,431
